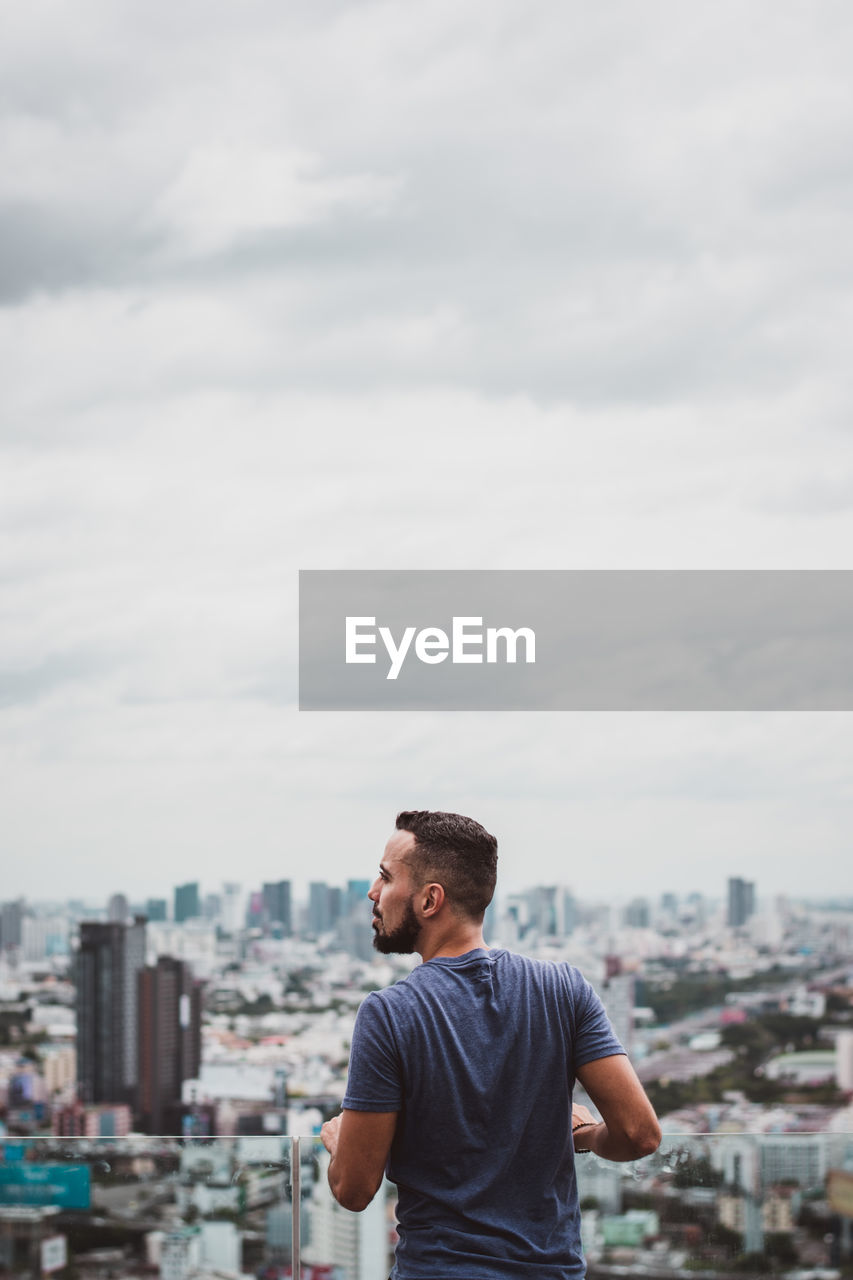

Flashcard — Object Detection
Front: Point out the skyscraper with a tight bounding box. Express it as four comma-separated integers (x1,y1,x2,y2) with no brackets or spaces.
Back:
221,882,243,934
308,882,343,936
107,893,129,923
728,877,756,928
76,918,146,1106
262,881,292,936
602,972,636,1056
0,899,25,952
174,882,201,924
624,897,651,929
347,880,371,911
137,956,202,1133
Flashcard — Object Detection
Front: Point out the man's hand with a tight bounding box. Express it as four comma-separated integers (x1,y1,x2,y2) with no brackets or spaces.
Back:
321,1113,342,1159
571,1102,599,1152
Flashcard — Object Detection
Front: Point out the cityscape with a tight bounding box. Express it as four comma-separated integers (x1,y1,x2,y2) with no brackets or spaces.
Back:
0,876,852,1278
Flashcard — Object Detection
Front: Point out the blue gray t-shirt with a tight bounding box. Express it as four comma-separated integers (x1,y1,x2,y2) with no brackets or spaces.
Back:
342,947,624,1279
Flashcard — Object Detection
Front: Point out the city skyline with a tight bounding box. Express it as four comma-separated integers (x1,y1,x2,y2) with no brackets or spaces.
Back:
9,872,853,935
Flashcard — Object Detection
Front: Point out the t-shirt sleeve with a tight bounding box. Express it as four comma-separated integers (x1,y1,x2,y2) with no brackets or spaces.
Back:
342,991,403,1113
569,968,626,1071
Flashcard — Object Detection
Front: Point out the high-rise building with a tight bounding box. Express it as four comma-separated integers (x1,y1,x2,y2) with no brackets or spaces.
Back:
76,918,146,1106
262,881,292,936
327,885,342,928
145,898,168,922
602,972,636,1055
347,880,371,913
22,914,68,961
728,878,756,928
308,882,329,936
308,882,343,936
245,891,265,930
174,882,201,924
202,893,222,922
107,893,129,923
137,956,202,1133
221,882,243,934
306,1151,388,1280
624,897,651,929
0,899,25,952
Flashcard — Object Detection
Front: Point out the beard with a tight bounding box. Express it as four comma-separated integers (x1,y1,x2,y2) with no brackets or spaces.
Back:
372,896,421,954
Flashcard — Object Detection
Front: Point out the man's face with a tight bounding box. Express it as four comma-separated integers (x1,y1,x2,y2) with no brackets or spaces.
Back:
368,830,422,955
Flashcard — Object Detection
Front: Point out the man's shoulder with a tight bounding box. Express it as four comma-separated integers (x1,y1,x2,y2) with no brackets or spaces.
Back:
493,947,589,983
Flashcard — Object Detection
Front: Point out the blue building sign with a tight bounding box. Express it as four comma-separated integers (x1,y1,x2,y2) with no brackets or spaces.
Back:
0,1164,91,1210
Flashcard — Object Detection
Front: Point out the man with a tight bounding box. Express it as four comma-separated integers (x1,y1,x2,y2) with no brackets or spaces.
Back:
321,810,661,1279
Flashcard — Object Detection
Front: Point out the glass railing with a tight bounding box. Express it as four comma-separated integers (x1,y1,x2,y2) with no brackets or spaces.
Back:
1,1132,852,1278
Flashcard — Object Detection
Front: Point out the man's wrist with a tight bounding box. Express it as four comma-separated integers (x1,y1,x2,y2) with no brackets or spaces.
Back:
572,1120,598,1154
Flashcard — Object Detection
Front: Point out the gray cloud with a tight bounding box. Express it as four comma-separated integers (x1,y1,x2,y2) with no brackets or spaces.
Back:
2,3,852,405
0,650,112,708
2,2,853,900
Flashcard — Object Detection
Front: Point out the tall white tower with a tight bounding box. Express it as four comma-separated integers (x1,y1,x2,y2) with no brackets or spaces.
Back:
304,1149,390,1280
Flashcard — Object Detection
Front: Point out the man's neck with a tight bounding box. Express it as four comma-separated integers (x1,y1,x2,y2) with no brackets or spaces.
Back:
418,923,489,964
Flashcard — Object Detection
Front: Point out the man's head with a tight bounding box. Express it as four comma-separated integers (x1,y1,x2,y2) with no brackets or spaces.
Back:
369,810,498,955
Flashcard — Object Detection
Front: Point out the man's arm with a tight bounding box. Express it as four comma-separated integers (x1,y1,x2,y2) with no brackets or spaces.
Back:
574,1054,661,1162
320,1109,398,1212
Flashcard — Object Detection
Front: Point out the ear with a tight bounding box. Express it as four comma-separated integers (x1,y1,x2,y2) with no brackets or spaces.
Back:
420,882,445,918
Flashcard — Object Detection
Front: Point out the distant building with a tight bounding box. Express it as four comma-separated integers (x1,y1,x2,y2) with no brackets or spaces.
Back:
145,897,168,922
221,882,243,934
309,882,343,936
347,880,371,911
602,972,636,1055
76,918,146,1106
21,914,68,961
624,898,650,929
202,892,222,922
306,1150,389,1280
715,1133,830,1194
337,883,374,962
263,881,292,936
174,882,201,924
41,1045,76,1097
718,1186,796,1242
0,899,25,951
246,890,265,929
137,955,202,1133
160,1227,201,1280
837,1030,853,1091
107,893,129,923
54,1102,132,1138
728,877,756,928
561,890,577,936
527,886,560,938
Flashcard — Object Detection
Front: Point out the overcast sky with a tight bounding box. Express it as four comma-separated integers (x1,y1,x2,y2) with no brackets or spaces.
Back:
3,2,853,908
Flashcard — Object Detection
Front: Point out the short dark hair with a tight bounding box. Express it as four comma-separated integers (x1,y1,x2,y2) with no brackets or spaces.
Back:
395,810,498,921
